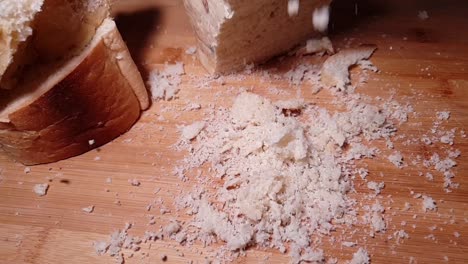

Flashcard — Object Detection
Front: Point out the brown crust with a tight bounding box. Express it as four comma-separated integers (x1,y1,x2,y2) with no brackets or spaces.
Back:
102,26,149,110
0,23,145,165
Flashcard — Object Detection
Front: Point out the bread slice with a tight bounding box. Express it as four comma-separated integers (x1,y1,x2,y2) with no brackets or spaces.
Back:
183,0,331,74
0,0,44,81
0,18,149,165
0,0,110,90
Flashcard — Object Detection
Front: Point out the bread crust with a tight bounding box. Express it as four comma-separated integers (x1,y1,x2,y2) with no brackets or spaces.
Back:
0,20,147,165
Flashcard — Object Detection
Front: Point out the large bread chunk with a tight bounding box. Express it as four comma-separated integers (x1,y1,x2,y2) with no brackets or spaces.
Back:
183,0,331,74
0,0,112,90
0,18,149,165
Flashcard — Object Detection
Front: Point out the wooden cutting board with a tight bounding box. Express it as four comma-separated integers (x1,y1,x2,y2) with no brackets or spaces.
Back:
1,0,467,263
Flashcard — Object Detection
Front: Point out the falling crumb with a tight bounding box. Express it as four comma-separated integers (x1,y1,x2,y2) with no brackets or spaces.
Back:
418,10,429,20
82,205,95,213
88,139,95,145
33,183,49,196
454,232,460,238
312,5,330,32
24,167,31,174
287,0,299,16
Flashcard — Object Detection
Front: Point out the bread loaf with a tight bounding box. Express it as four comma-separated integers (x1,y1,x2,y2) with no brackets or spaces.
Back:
183,0,331,74
0,0,149,165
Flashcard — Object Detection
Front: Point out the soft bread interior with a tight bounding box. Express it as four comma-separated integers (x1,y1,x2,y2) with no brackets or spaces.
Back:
0,0,108,89
0,18,116,122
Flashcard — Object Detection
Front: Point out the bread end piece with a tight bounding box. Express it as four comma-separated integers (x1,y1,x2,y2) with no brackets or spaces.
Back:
184,0,332,74
0,19,148,165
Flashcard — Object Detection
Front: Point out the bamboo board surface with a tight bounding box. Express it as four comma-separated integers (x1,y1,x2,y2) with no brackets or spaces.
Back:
1,0,468,263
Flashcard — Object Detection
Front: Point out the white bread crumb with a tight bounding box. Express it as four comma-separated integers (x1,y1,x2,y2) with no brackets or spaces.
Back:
287,0,299,17
33,183,49,196
181,121,205,140
82,205,95,213
321,47,377,90
312,5,330,32
149,62,185,101
342,241,357,247
418,10,429,20
93,241,109,255
128,179,140,186
388,151,404,168
437,111,450,121
349,248,370,264
163,221,181,237
422,195,437,211
367,181,385,195
185,46,197,55
305,37,335,54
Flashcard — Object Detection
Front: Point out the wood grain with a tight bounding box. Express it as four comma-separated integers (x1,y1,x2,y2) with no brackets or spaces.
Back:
1,0,468,263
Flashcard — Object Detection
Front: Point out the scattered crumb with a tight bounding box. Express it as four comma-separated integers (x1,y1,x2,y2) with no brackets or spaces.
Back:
82,205,95,214
367,181,385,195
436,111,450,121
185,46,197,55
128,179,141,186
93,241,109,256
422,195,437,212
149,62,185,101
350,248,370,264
342,241,356,247
388,151,404,168
33,183,49,196
181,121,206,140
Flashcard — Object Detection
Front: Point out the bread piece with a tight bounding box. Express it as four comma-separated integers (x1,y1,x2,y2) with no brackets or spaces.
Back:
0,0,109,90
0,18,148,165
321,46,377,90
183,0,331,74
0,0,44,81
